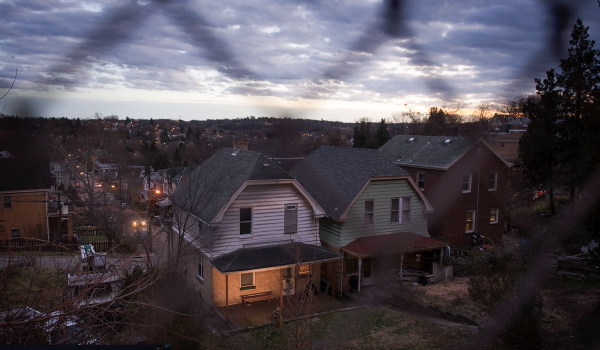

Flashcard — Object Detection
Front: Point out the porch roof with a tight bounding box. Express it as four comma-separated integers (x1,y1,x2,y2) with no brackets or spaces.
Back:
342,232,448,258
210,242,342,274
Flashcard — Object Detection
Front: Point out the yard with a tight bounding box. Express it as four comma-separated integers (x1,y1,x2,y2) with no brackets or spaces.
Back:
221,307,472,350
407,278,490,325
0,266,67,313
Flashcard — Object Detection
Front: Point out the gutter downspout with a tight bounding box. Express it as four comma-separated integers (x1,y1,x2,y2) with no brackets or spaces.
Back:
476,151,481,232
46,191,50,241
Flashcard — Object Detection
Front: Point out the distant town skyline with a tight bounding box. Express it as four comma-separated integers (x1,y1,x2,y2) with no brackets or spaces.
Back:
1,0,598,122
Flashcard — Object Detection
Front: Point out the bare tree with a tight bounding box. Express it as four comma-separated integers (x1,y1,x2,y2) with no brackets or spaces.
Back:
0,67,17,115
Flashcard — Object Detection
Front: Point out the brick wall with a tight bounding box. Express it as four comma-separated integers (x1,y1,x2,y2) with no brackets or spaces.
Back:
403,140,508,248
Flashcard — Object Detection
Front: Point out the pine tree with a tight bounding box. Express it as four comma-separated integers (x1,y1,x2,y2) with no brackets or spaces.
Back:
375,118,391,147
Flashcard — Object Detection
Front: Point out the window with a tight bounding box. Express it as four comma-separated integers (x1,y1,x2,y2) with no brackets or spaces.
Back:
3,196,12,209
466,211,475,232
239,208,252,236
240,272,255,289
12,229,19,238
195,251,204,280
364,200,374,226
488,173,498,191
298,265,311,278
417,172,425,191
345,256,358,274
490,208,499,224
391,198,411,224
0,221,5,231
402,198,411,223
500,142,505,148
462,174,472,193
284,204,298,234
390,198,400,223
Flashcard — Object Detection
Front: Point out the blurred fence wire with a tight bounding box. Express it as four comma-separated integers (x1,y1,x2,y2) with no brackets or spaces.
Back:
1,0,600,348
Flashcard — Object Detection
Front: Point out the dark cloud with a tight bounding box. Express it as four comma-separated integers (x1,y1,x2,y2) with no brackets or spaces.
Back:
1,0,599,112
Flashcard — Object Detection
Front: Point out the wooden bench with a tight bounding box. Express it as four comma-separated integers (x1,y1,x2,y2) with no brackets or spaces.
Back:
241,291,273,305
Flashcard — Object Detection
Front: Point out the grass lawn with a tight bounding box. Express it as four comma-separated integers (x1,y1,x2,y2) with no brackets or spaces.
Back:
0,267,67,313
220,306,471,350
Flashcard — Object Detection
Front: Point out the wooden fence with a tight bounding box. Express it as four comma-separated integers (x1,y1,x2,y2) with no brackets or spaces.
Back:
0,238,119,253
74,226,105,236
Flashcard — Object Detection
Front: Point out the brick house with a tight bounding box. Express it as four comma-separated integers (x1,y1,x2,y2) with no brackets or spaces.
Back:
379,136,510,248
171,143,340,318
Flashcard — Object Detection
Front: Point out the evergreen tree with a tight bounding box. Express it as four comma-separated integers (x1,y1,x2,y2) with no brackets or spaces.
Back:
375,118,391,147
557,19,600,199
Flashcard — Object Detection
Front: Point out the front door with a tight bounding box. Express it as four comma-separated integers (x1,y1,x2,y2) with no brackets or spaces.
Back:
362,258,374,286
282,267,295,296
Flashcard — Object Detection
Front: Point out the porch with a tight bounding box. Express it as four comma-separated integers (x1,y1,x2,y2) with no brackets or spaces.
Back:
215,290,368,330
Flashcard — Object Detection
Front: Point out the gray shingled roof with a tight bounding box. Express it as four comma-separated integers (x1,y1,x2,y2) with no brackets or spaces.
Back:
290,146,408,220
210,242,341,274
173,148,292,223
378,135,476,169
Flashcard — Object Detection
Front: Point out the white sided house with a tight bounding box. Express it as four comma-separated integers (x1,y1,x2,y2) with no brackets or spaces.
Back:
171,146,341,317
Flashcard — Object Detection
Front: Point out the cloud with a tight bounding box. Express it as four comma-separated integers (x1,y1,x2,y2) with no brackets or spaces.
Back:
1,0,599,115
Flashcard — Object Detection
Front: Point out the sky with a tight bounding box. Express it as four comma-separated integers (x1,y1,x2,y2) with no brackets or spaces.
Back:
0,0,599,122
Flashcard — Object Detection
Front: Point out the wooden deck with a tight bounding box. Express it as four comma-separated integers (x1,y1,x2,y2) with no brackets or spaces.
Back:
215,292,368,330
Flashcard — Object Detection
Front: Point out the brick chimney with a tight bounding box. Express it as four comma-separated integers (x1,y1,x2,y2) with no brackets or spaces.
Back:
233,138,249,151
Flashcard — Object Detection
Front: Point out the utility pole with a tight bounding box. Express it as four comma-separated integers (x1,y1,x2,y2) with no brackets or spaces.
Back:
146,165,153,254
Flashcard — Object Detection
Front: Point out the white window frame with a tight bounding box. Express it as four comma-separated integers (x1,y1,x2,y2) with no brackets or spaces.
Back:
239,208,252,236
488,172,498,191
490,208,499,224
364,200,375,226
284,203,298,234
462,174,472,193
390,198,400,224
240,272,255,289
195,251,204,281
390,197,411,224
466,210,476,232
401,197,411,223
417,172,425,191
11,228,19,238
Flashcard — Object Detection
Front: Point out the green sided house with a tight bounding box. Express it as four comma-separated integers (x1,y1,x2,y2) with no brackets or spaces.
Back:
171,145,341,318
290,146,448,296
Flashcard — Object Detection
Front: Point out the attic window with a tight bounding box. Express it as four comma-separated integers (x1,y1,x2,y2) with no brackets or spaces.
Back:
444,139,451,144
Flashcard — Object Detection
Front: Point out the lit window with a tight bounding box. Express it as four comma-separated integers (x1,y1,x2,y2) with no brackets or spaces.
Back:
417,172,425,191
196,251,204,281
364,200,374,226
240,208,252,236
240,272,255,289
0,220,5,231
298,265,311,278
466,211,475,232
488,173,498,191
490,208,499,224
462,174,472,193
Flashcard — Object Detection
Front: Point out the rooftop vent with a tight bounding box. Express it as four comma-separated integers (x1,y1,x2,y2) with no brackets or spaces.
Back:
263,163,269,167
408,137,415,142
444,139,451,144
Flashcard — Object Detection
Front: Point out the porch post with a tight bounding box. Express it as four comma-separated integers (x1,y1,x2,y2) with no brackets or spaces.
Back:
331,261,336,299
225,274,229,319
439,248,443,265
280,268,284,310
399,254,404,290
357,257,362,293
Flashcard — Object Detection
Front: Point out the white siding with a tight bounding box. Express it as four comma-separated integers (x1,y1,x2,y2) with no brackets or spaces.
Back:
208,184,320,257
